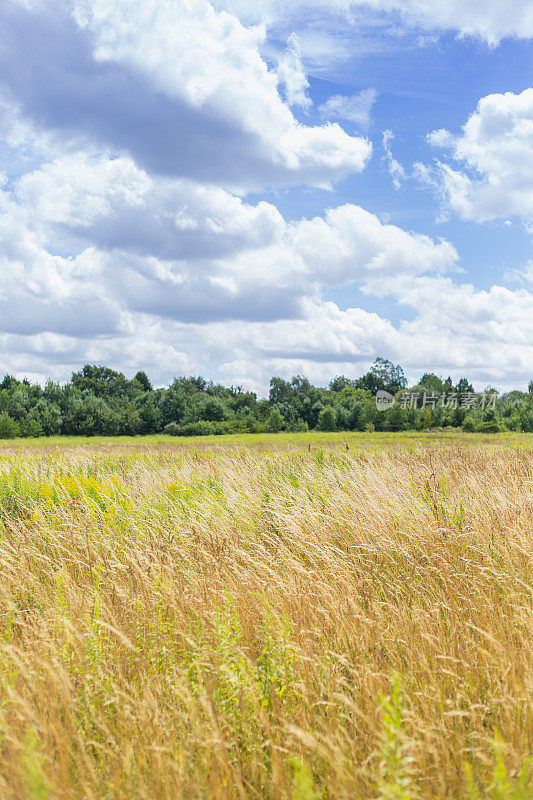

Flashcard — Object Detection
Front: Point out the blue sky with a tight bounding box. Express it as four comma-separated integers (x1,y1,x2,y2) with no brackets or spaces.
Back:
259,32,533,274
0,0,531,392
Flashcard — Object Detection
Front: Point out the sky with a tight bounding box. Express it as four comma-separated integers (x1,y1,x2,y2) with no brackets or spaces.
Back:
0,0,532,394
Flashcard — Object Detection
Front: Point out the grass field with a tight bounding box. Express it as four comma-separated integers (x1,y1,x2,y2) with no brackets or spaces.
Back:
1,429,532,452
0,434,531,798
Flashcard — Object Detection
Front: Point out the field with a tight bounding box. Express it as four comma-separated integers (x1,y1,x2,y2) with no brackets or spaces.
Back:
1,429,532,452
0,433,531,799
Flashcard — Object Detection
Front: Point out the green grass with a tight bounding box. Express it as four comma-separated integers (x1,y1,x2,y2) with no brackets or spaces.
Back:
0,429,532,451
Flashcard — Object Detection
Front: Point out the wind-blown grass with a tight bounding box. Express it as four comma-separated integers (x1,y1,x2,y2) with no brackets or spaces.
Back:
0,441,531,798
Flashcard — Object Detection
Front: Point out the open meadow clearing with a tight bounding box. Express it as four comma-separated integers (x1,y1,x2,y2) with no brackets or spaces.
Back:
0,433,531,799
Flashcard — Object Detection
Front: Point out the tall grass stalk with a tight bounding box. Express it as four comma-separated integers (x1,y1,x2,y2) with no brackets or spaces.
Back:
0,442,530,798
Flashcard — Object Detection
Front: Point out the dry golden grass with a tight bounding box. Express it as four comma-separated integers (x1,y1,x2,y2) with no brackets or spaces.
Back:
0,441,531,799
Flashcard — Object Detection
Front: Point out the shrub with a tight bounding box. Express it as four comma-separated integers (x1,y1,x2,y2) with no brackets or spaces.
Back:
163,422,182,436
317,406,336,432
165,421,213,436
462,416,476,432
291,418,309,432
19,417,43,438
0,412,20,439
416,407,433,430
267,409,284,433
165,420,245,437
477,420,501,434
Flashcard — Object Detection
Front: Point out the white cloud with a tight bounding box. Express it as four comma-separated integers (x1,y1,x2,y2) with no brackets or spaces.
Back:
6,282,532,393
1,1,531,391
10,152,459,309
191,281,533,392
276,33,311,109
234,273,533,390
371,0,533,43
425,89,533,222
4,145,531,392
66,0,370,188
0,0,372,192
382,129,406,190
375,275,533,345
289,204,458,285
319,88,378,130
214,0,533,43
0,325,198,388
14,152,286,259
0,148,484,387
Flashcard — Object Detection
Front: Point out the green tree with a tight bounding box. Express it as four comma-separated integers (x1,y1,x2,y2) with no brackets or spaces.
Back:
201,398,227,422
348,402,364,430
133,370,152,392
416,408,433,430
19,415,43,438
118,402,142,435
0,374,19,391
0,412,20,439
462,416,476,432
335,406,349,429
419,373,444,393
317,406,336,431
267,408,284,432
368,358,407,393
159,390,186,427
137,394,162,434
63,396,120,436
386,404,406,432
455,377,474,393
269,377,292,405
329,376,355,392
71,365,130,399
32,400,61,436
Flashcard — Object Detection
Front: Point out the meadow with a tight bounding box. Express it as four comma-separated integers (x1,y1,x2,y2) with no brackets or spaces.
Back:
1,428,532,453
0,433,531,799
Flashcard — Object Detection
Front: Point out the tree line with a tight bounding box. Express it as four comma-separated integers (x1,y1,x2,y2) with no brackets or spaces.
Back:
0,359,532,438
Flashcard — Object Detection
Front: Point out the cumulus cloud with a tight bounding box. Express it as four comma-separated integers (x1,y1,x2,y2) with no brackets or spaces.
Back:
1,0,531,391
319,88,378,130
0,0,370,191
0,144,475,383
0,152,457,336
373,275,533,345
3,136,530,390
0,192,121,337
2,151,458,328
14,153,286,260
190,281,533,393
424,89,533,223
288,204,458,285
389,278,533,386
0,324,198,388
5,143,530,392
